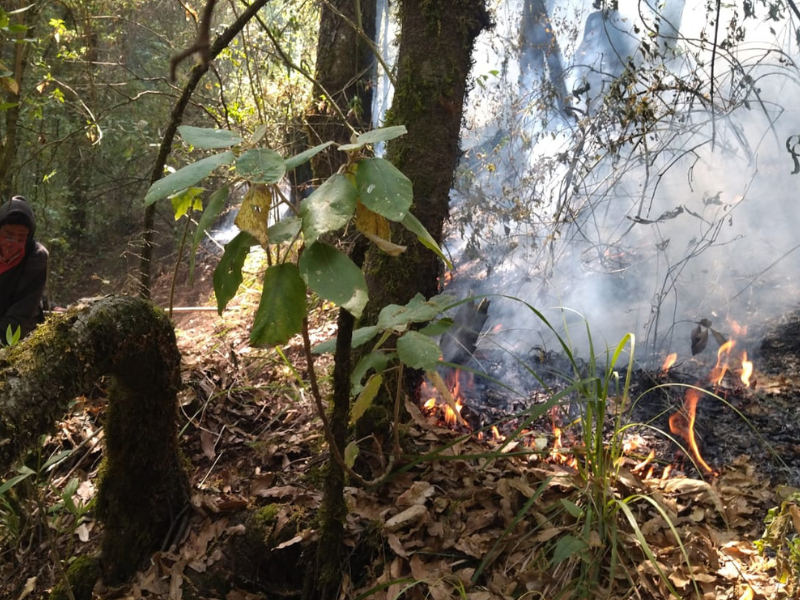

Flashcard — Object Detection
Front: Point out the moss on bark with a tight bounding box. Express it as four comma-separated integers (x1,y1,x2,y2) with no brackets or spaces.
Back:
0,295,189,584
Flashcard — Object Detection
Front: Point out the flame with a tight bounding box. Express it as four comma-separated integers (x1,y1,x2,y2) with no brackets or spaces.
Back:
661,353,678,372
669,389,714,474
420,371,469,428
710,340,735,386
491,425,505,441
740,351,753,388
632,449,656,474
443,396,464,426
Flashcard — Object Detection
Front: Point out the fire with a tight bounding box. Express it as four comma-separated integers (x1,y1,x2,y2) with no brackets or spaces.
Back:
491,425,505,441
632,449,656,475
660,353,677,372
443,396,464,426
420,371,469,428
740,351,753,388
668,389,714,474
710,340,735,386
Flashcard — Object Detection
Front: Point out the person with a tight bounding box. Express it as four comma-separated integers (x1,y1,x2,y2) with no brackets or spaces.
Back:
0,196,48,343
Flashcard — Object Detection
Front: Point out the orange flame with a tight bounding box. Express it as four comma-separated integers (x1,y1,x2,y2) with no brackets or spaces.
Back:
661,353,678,372
710,340,735,386
669,389,714,474
443,397,464,426
632,449,656,474
740,351,753,388
491,425,505,441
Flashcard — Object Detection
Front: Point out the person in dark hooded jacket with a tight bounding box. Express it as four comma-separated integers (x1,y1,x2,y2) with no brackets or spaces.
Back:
0,196,48,343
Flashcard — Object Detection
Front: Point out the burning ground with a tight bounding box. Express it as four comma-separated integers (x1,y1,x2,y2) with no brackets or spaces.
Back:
2,275,800,599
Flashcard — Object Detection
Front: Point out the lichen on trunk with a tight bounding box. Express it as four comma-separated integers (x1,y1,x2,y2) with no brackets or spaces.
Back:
0,295,189,584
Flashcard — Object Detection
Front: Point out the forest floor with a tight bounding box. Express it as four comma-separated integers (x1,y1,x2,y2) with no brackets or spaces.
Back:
1,248,800,600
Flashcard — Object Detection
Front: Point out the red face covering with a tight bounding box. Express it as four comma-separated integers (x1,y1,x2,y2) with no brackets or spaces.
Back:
0,225,28,275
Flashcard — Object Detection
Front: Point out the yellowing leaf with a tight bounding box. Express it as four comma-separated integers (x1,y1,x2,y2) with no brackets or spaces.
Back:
788,504,800,534
0,76,19,95
351,373,382,425
344,441,359,468
355,201,390,238
234,184,272,247
363,231,407,256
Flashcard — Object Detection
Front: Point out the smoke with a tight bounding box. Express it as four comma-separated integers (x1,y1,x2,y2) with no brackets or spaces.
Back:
446,0,800,366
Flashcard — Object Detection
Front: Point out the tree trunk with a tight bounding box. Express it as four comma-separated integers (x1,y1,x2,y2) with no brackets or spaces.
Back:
0,295,188,584
306,0,377,179
0,1,41,196
365,0,491,314
360,0,491,419
304,3,377,598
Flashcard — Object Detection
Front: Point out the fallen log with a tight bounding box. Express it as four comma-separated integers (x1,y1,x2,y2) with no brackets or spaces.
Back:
0,295,189,584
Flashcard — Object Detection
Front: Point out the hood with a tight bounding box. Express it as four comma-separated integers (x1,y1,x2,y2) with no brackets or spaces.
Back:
0,196,37,240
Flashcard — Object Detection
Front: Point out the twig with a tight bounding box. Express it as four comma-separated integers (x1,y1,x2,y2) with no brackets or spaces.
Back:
300,317,397,488
729,240,800,302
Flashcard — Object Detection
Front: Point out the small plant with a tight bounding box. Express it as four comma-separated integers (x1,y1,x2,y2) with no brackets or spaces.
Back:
461,298,693,599
755,491,800,591
4,324,21,347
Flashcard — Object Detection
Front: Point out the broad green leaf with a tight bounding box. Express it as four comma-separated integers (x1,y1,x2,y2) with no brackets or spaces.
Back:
299,242,368,318
397,331,442,370
355,125,407,146
193,186,229,245
351,374,383,425
355,157,412,221
300,174,358,244
145,151,235,206
552,534,588,566
344,441,359,469
235,148,286,184
400,212,452,268
213,231,256,314
377,293,456,333
190,186,229,281
268,216,302,244
285,141,335,171
351,350,390,394
178,125,244,149
418,318,455,337
170,187,204,220
338,125,407,151
249,124,268,145
312,325,379,355
250,263,307,347
235,184,272,247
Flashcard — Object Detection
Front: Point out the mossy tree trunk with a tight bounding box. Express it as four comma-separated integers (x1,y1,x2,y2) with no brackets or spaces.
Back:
304,3,376,598
0,295,188,585
361,0,491,414
306,0,377,177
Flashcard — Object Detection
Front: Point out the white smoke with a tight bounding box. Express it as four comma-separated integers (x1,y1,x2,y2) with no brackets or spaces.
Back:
448,0,800,366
